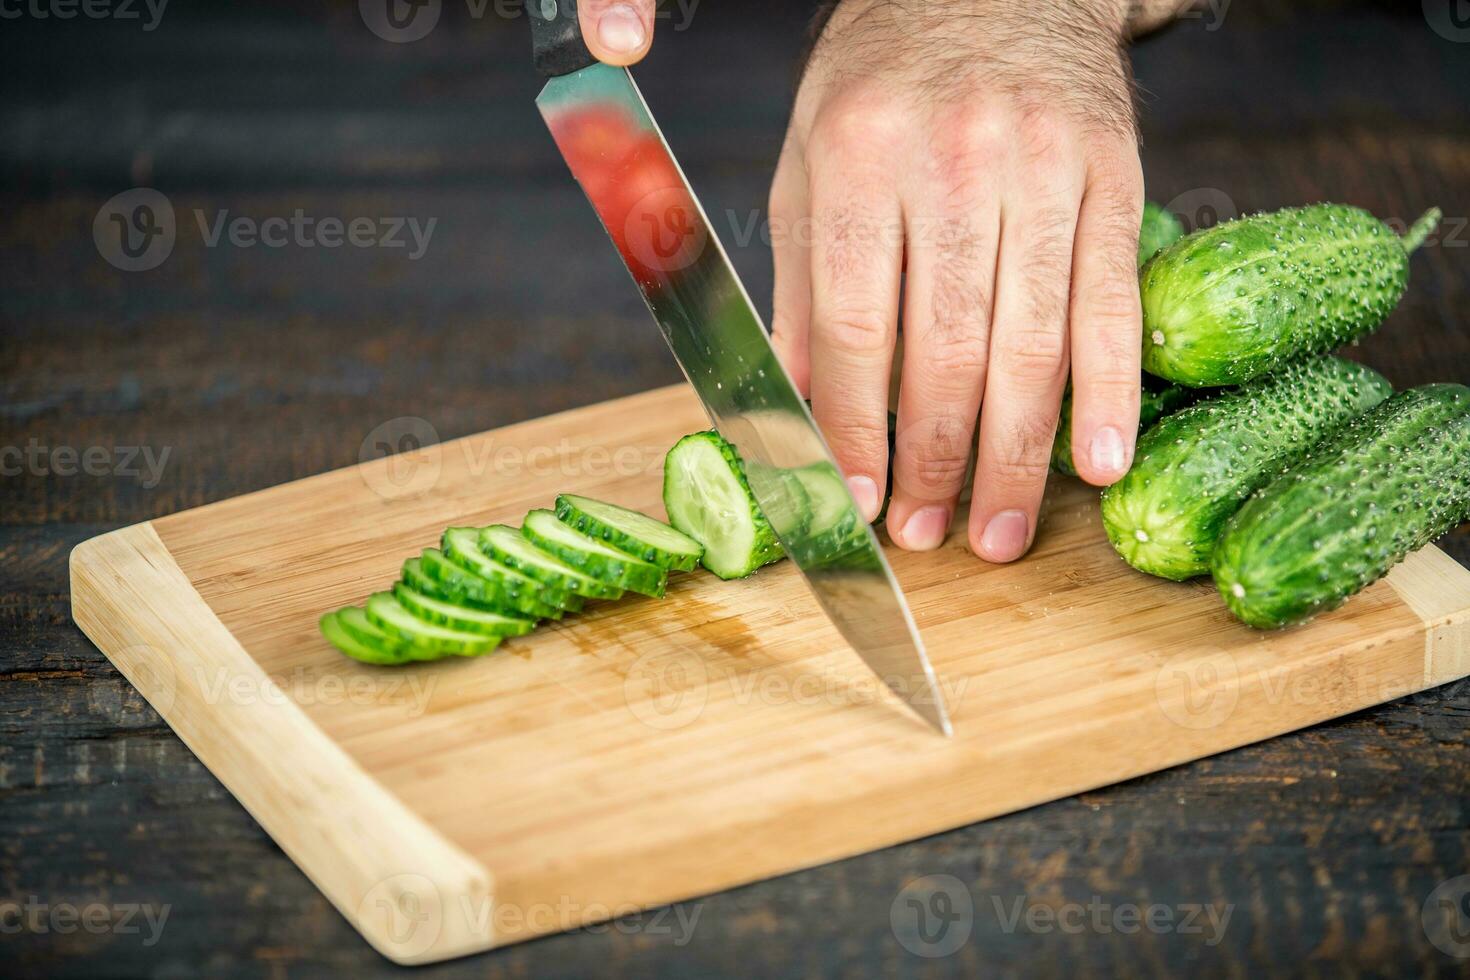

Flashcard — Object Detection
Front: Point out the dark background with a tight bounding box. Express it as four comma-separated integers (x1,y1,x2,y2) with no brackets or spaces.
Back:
4,0,1470,976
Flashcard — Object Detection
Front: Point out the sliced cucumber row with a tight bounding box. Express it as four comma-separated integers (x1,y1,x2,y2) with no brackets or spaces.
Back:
320,491,705,665
555,493,703,572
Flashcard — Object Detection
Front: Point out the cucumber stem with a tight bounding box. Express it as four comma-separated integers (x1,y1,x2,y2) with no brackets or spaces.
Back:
1401,207,1441,254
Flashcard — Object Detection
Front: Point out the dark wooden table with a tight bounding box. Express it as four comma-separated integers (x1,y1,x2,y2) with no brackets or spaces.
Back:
4,1,1469,975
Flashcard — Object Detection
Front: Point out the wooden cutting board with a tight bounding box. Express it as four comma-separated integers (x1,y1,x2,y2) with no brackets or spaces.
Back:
70,384,1470,965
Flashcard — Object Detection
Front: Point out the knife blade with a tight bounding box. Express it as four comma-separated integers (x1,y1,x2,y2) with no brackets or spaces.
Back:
528,5,950,736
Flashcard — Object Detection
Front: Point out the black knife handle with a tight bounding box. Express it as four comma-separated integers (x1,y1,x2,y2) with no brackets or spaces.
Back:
528,0,596,77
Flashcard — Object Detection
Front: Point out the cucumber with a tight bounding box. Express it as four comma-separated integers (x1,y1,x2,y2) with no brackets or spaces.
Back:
1213,384,1470,629
416,549,571,619
440,527,584,612
1051,377,1201,477
662,430,784,580
1101,356,1392,580
1138,200,1185,267
479,524,625,599
364,592,501,658
554,493,704,572
321,609,413,666
522,508,668,597
392,582,536,637
1141,204,1440,387
790,462,861,554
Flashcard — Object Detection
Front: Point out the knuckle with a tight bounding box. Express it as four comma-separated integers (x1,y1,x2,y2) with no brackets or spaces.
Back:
819,416,890,467
820,308,893,354
919,330,990,380
898,418,974,495
810,89,906,156
987,416,1057,486
1077,373,1142,410
997,327,1068,382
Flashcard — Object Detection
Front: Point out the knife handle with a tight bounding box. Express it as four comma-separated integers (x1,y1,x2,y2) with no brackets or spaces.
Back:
527,0,596,77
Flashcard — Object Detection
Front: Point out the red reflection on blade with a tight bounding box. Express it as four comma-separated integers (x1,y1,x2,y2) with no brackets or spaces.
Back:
547,105,706,284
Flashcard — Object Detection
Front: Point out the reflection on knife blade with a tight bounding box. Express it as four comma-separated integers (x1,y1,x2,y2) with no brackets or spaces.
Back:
538,63,951,735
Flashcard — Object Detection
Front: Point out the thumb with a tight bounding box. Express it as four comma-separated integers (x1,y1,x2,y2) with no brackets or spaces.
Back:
577,0,656,66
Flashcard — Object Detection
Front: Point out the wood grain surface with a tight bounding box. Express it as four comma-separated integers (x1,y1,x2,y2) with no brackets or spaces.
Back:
69,384,1470,963
5,0,1470,976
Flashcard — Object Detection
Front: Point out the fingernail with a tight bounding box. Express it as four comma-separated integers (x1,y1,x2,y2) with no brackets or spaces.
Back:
598,3,646,53
979,509,1029,562
900,506,950,551
846,476,880,523
1089,425,1127,477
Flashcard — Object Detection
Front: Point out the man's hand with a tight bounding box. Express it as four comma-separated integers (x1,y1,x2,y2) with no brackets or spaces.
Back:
769,0,1146,562
577,0,657,65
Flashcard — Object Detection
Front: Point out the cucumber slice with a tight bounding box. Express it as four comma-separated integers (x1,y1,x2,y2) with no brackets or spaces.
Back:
763,469,812,540
393,582,536,637
555,493,703,572
440,528,583,612
522,508,668,597
321,609,412,666
365,592,501,657
662,431,783,580
479,525,625,599
411,551,566,620
791,463,859,539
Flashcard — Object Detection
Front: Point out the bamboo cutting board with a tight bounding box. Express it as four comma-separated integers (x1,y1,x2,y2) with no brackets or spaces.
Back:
70,384,1470,965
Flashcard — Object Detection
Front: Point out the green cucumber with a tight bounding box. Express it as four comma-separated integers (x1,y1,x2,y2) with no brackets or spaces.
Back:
1141,204,1440,386
1213,384,1470,629
662,431,784,580
1101,356,1392,580
415,549,570,619
479,524,625,599
1138,200,1185,267
522,509,668,597
440,527,584,612
321,609,413,666
364,593,501,658
1051,377,1201,477
554,493,704,572
392,582,536,637
790,462,862,555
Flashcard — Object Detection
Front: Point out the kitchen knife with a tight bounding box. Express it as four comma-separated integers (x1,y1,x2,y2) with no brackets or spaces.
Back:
528,0,950,736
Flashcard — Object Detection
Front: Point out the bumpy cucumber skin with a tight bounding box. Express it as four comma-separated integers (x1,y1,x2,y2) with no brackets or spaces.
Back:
1051,378,1201,477
554,494,702,572
415,550,565,619
1141,204,1433,387
522,509,668,598
480,525,625,599
1213,384,1470,629
1138,201,1185,267
1101,356,1393,581
663,431,784,580
392,582,536,637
